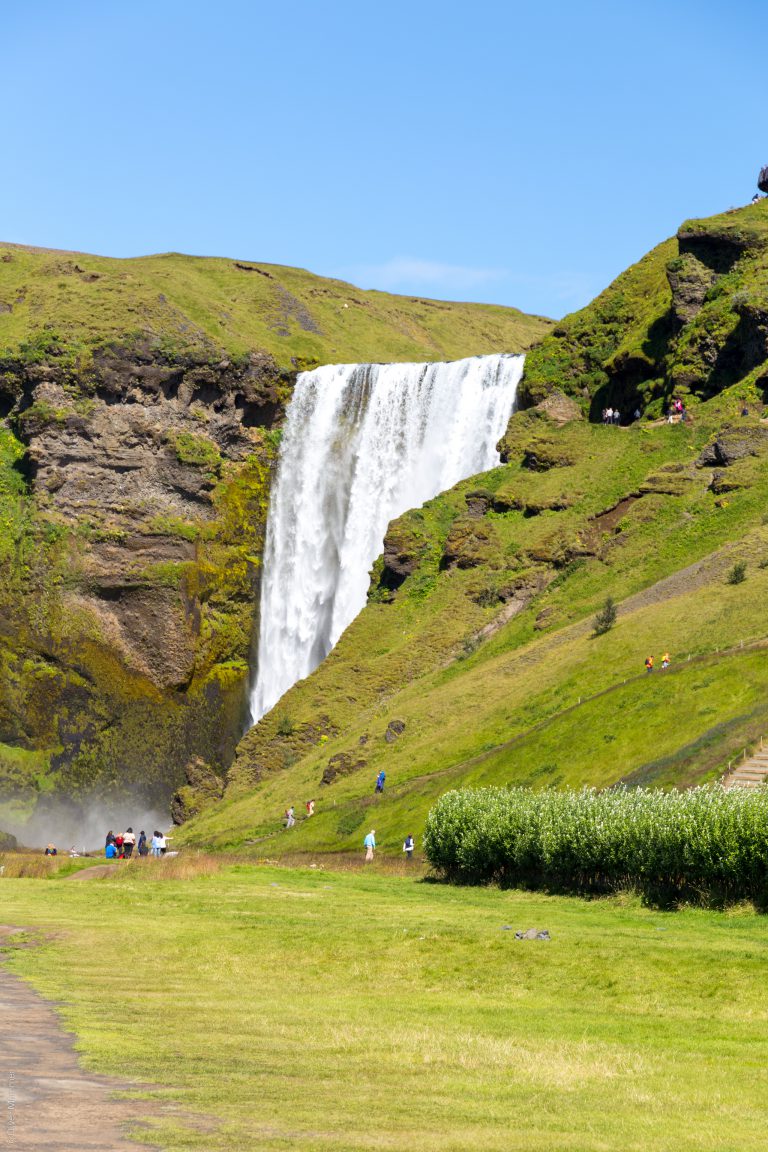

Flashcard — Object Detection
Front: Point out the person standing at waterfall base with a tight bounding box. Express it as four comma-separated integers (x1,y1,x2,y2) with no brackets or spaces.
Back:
364,830,376,862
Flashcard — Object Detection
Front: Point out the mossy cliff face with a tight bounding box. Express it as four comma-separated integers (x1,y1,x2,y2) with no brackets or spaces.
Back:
0,343,281,832
519,200,768,419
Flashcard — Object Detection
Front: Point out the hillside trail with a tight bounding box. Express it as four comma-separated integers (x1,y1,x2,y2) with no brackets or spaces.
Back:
378,543,766,799
0,926,155,1151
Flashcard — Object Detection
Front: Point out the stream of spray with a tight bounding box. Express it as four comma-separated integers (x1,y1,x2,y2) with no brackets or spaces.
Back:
249,352,525,725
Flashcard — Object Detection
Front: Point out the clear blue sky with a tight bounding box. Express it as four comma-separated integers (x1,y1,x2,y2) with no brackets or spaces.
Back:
4,0,766,319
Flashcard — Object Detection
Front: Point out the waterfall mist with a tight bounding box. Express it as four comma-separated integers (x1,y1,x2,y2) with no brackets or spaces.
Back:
249,353,524,724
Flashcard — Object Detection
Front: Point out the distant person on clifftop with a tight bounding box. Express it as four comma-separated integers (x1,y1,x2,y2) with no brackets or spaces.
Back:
364,829,376,862
375,770,386,795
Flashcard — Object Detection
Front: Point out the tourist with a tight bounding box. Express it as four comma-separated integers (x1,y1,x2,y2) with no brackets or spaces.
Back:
375,770,386,795
645,655,654,673
613,408,621,426
137,830,148,857
105,830,116,850
285,806,296,828
44,844,57,856
122,827,136,859
105,840,118,860
605,406,614,425
306,799,315,817
661,652,671,670
158,832,168,856
403,834,415,863
114,832,124,857
150,831,162,858
364,829,376,862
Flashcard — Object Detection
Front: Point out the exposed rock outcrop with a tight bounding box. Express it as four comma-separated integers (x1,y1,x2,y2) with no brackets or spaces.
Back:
170,757,225,824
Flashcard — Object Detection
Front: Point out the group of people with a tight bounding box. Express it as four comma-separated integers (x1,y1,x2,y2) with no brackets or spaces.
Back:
601,407,622,426
667,398,687,423
363,829,415,862
104,829,169,859
645,652,671,673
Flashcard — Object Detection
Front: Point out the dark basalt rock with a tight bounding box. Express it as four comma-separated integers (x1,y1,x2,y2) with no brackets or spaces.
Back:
380,522,426,590
321,751,367,786
384,719,406,744
697,425,768,467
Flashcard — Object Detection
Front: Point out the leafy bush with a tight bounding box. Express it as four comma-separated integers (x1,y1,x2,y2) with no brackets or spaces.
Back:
727,561,747,585
423,785,768,906
592,595,617,636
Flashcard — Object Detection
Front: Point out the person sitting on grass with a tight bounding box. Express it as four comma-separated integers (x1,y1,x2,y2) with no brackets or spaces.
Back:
105,841,118,860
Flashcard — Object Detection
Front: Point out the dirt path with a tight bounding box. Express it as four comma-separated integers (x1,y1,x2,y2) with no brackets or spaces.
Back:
0,926,154,1150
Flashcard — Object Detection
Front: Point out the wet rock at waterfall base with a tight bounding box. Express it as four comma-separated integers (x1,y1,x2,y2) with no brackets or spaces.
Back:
384,719,406,744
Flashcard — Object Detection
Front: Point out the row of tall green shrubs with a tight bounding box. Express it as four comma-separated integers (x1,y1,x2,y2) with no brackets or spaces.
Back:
423,786,768,906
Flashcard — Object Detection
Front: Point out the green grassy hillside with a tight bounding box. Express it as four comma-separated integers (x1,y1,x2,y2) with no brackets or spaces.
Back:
0,243,551,370
179,200,768,855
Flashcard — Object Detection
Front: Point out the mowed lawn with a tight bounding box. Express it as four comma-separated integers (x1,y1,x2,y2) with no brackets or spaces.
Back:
2,863,768,1151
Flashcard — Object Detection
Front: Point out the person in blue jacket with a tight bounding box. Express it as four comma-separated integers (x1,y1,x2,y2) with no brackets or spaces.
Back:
375,770,386,794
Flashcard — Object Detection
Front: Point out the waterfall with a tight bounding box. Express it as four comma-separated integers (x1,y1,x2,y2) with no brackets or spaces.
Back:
248,352,525,724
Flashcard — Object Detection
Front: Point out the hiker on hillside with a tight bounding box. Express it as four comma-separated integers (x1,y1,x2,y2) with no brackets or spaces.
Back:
137,831,148,857
122,828,136,859
645,655,654,673
364,829,376,862
285,806,296,828
403,834,415,863
375,770,386,795
306,799,315,817
661,652,671,670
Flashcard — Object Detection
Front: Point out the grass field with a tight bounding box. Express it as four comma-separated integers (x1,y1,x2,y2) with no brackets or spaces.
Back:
2,862,768,1150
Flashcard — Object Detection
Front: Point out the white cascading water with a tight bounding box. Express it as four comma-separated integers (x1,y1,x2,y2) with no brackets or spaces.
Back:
249,352,525,724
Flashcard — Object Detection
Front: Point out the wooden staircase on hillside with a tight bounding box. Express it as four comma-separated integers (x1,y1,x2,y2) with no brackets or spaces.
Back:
722,740,768,789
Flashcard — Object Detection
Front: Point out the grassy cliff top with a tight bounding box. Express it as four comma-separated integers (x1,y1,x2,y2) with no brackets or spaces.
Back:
0,243,551,368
